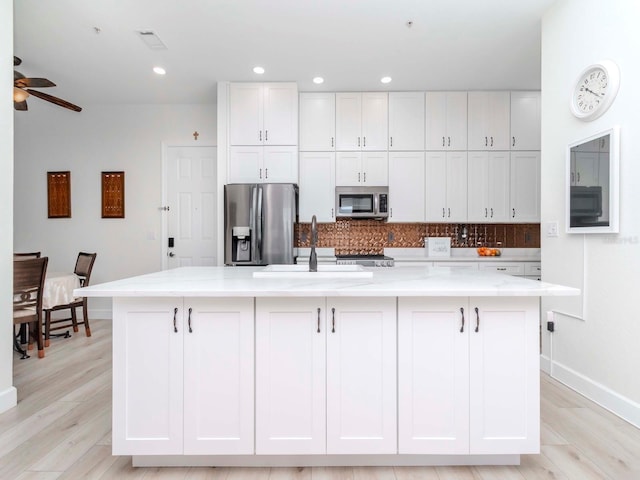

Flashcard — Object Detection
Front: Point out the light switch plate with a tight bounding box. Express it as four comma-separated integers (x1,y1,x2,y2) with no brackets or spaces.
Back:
546,221,559,237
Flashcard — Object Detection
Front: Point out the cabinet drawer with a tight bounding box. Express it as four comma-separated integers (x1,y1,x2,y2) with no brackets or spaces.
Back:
479,263,524,276
525,263,541,276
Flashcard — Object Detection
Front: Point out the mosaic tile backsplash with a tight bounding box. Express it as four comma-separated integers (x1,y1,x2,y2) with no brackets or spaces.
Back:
296,220,540,255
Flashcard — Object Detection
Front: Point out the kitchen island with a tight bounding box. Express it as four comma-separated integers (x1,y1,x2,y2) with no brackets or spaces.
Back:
77,266,578,467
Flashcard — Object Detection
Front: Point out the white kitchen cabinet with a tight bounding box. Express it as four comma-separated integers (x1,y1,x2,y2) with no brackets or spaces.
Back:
469,297,540,454
255,298,326,454
510,91,541,150
113,297,254,456
425,151,467,222
326,297,397,454
479,262,525,276
229,83,298,146
398,297,469,454
388,152,425,222
398,296,540,455
467,151,510,222
570,151,600,186
425,91,468,150
336,92,388,151
299,92,335,151
336,151,388,186
299,152,336,222
467,91,511,150
510,151,541,222
228,146,298,184
389,92,425,151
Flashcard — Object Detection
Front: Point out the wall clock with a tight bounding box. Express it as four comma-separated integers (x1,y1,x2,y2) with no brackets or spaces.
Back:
571,60,620,121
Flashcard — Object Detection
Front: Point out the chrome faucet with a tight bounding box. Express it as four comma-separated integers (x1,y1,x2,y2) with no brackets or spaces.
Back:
309,215,318,272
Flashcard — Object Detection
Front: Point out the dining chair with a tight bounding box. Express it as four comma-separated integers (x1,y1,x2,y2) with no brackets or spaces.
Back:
44,252,97,346
13,256,48,359
14,252,41,260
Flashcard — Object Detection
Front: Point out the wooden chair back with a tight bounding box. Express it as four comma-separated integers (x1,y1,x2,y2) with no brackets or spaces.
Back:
13,257,48,358
14,252,42,260
74,252,97,287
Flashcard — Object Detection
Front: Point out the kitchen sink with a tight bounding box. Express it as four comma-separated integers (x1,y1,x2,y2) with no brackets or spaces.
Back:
252,264,373,278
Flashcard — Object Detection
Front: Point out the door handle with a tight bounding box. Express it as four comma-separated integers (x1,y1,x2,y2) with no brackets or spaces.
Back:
188,307,193,333
459,307,465,333
168,252,175,257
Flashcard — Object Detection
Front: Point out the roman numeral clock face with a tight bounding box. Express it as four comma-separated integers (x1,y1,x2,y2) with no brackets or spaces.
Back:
571,60,620,121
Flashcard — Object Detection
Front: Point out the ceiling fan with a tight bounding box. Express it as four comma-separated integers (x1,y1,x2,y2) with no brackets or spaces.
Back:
13,56,82,112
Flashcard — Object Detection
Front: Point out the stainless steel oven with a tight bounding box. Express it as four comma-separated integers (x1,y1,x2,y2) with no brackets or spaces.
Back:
335,186,389,219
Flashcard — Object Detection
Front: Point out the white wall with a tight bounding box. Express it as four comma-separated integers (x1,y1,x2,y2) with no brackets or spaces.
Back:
14,103,216,317
541,0,640,426
0,0,17,413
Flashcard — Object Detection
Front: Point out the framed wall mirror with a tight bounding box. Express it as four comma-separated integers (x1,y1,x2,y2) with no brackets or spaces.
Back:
567,126,619,233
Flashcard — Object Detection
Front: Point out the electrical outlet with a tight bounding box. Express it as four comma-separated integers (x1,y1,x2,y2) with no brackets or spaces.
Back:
388,232,394,242
546,221,559,237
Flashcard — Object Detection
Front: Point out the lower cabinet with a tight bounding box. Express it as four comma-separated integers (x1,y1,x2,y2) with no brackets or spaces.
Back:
256,297,397,455
398,297,540,455
112,297,254,456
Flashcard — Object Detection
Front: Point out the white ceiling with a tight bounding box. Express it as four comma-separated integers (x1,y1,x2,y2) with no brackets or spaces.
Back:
13,0,557,107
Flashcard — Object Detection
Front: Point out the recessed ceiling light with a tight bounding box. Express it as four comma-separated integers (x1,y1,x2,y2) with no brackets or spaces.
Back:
153,66,166,75
313,77,324,84
381,76,392,84
253,66,265,74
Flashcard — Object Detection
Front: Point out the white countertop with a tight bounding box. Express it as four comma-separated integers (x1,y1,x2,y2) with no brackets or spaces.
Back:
386,247,541,262
76,265,577,298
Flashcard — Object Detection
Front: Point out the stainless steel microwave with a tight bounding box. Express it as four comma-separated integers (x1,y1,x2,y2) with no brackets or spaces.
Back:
335,186,389,219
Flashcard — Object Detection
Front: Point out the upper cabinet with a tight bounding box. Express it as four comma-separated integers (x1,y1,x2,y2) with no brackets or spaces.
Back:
389,92,425,151
229,83,298,146
336,92,388,151
467,92,510,150
299,93,335,151
425,92,468,151
510,91,541,150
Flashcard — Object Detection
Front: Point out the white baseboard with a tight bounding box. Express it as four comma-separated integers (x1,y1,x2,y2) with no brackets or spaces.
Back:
540,354,551,374
0,386,17,414
546,359,640,428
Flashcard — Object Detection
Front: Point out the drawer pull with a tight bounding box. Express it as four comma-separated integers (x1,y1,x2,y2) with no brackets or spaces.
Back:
459,307,465,333
331,307,336,333
188,307,193,333
173,307,178,333
317,307,321,333
474,307,480,332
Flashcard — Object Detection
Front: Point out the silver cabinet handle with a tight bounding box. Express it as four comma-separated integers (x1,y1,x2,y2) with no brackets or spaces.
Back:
448,136,451,147
317,307,321,333
259,168,262,179
577,172,580,182
474,307,480,332
490,208,493,218
173,307,178,333
484,208,488,218
188,307,193,333
448,208,451,218
331,208,334,218
460,307,465,333
390,136,393,147
442,136,445,147
512,208,516,218
442,207,446,218
265,168,268,179
331,307,336,333
259,131,262,142
358,137,361,147
390,207,393,218
363,136,366,147
490,136,494,147
331,137,334,148
265,130,268,142
512,136,516,147
363,172,366,183
358,172,361,183
485,136,488,147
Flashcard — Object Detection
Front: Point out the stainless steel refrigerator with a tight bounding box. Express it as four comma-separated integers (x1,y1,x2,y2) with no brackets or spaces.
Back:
224,183,298,266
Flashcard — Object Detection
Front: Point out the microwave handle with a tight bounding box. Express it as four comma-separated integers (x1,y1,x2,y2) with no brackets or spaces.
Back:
374,193,379,214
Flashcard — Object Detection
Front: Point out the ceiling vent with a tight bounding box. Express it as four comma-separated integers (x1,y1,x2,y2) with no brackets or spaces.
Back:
136,30,168,50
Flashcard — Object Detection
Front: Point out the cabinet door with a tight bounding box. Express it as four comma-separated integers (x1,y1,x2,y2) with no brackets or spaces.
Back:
446,152,468,222
228,146,262,183
299,93,335,151
467,152,490,222
256,298,326,455
263,146,298,183
229,83,263,146
361,92,389,151
469,297,540,454
426,92,468,150
398,298,469,454
336,93,362,150
299,152,336,222
361,151,388,186
425,152,447,221
425,92,448,150
112,298,184,455
183,298,254,455
326,297,397,454
510,91,541,150
388,152,425,222
467,92,510,150
572,151,600,186
263,83,298,146
510,151,541,222
335,151,362,186
389,92,425,151
487,151,510,222
446,92,468,150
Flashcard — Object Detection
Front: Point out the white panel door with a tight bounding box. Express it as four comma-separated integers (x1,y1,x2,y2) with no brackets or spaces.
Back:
263,83,298,146
229,83,263,145
446,91,468,150
426,92,467,150
326,297,397,454
335,93,362,150
362,151,388,186
510,151,541,222
487,91,511,150
256,298,326,455
446,151,468,222
112,298,184,455
183,298,254,455
166,146,217,268
389,92,425,151
388,152,425,222
510,91,541,150
425,152,447,221
488,151,511,222
361,92,389,151
299,152,336,222
398,298,469,454
469,297,540,454
299,92,335,151
335,151,362,186
467,152,490,222
262,146,298,183
228,146,261,183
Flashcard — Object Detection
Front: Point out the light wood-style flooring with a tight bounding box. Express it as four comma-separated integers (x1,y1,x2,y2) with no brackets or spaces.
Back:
4,319,640,479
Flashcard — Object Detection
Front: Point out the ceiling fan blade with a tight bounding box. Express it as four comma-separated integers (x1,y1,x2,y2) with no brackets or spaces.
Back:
26,89,82,112
14,56,22,66
15,77,57,88
14,100,28,111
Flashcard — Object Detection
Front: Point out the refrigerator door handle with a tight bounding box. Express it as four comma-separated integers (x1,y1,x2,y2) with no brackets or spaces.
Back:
256,185,264,263
250,185,258,264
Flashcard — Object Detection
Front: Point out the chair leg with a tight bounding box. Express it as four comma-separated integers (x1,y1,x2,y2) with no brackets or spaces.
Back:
34,319,45,358
44,309,51,347
13,325,30,359
82,299,91,337
71,306,79,333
